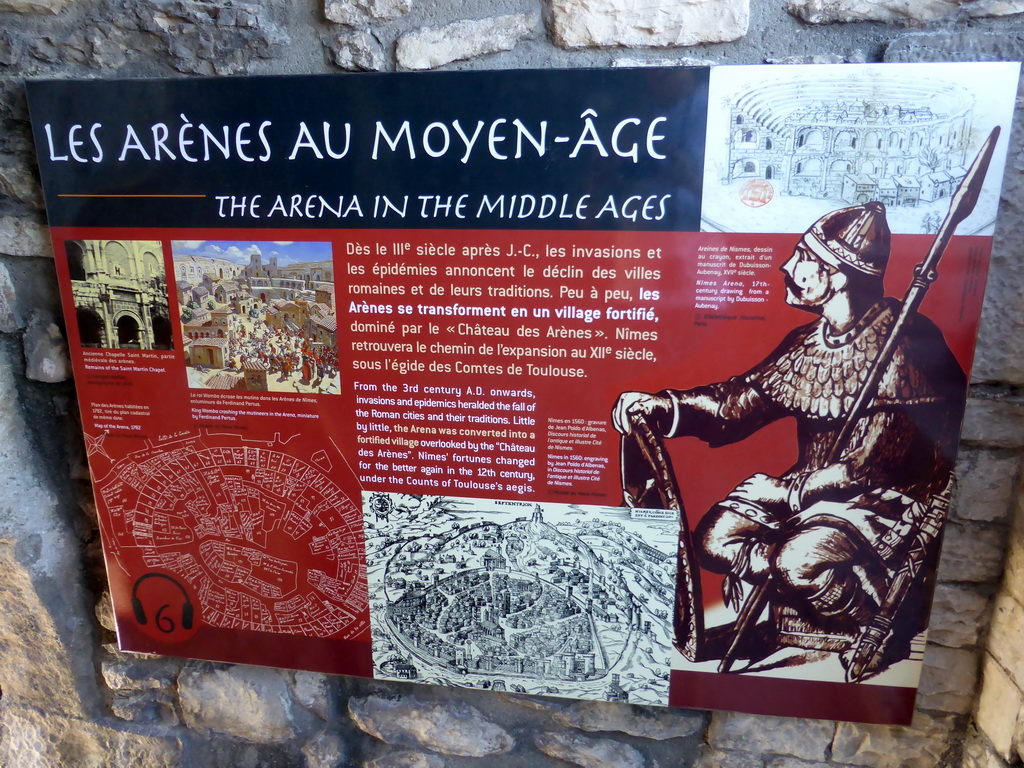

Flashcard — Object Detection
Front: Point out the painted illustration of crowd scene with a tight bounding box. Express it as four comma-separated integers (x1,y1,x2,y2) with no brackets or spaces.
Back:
173,241,340,395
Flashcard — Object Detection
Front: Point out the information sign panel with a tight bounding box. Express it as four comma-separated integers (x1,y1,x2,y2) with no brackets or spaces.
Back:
27,63,1019,723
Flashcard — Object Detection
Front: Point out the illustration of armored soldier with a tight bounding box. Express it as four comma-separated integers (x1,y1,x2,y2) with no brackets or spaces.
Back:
614,128,998,680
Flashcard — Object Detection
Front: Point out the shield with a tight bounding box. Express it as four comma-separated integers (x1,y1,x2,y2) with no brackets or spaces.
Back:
621,413,704,661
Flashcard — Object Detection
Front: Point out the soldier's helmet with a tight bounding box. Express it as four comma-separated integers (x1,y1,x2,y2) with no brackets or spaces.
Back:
800,201,891,277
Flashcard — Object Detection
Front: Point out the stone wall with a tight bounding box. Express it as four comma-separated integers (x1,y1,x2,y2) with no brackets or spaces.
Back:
1,1,1023,766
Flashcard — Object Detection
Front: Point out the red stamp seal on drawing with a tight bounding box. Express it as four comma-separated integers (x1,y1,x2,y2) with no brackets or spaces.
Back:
740,179,774,208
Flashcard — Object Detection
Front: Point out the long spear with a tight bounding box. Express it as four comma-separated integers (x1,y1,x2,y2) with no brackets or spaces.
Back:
841,128,1001,683
719,126,1001,676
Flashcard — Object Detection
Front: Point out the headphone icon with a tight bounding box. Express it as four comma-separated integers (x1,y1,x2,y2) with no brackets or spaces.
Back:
130,573,194,632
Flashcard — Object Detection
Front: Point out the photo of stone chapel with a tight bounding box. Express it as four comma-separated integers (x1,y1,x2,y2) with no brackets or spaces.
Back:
65,239,174,351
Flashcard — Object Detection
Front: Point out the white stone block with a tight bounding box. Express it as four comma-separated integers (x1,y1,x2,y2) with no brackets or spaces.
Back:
329,30,388,71
178,664,302,743
325,0,410,25
975,653,1024,762
396,13,537,71
552,0,748,48
988,593,1024,685
349,695,514,756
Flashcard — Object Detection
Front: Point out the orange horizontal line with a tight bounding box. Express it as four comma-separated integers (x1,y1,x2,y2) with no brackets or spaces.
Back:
58,194,207,198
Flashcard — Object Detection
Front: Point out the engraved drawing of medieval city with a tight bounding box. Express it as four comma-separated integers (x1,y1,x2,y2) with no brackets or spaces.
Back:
701,63,1018,236
363,493,678,705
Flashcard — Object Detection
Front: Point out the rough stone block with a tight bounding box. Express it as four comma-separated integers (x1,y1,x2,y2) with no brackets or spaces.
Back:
766,758,839,768
0,256,62,335
328,30,388,71
707,711,833,761
148,5,289,76
290,670,332,720
364,752,446,768
302,728,347,768
0,0,75,12
0,154,42,208
831,712,956,767
693,745,764,767
928,583,989,648
101,654,179,692
766,54,845,63
534,731,645,768
396,14,537,71
498,692,560,713
23,310,72,383
0,261,21,332
95,592,116,633
988,593,1024,685
0,542,94,719
349,695,514,756
1004,520,1024,606
0,31,17,66
789,0,1021,23
962,729,1014,768
29,28,130,70
178,663,306,743
889,31,1024,63
553,700,705,740
975,653,1024,761
974,249,1024,387
325,0,410,25
937,522,1007,583
0,216,51,259
0,706,181,767
917,644,979,714
961,398,1024,449
612,56,717,67
952,448,1020,524
551,0,748,48
110,690,179,725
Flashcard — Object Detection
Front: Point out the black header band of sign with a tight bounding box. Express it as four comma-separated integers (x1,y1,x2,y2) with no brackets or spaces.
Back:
26,69,709,232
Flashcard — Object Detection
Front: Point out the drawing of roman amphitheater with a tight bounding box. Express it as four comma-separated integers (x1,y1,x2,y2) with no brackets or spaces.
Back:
725,75,975,208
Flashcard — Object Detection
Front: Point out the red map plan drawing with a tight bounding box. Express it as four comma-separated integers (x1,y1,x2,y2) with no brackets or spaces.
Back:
95,431,367,639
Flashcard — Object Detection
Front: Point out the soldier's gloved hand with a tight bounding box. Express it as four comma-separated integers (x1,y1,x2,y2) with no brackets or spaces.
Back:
611,392,672,434
730,472,789,508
